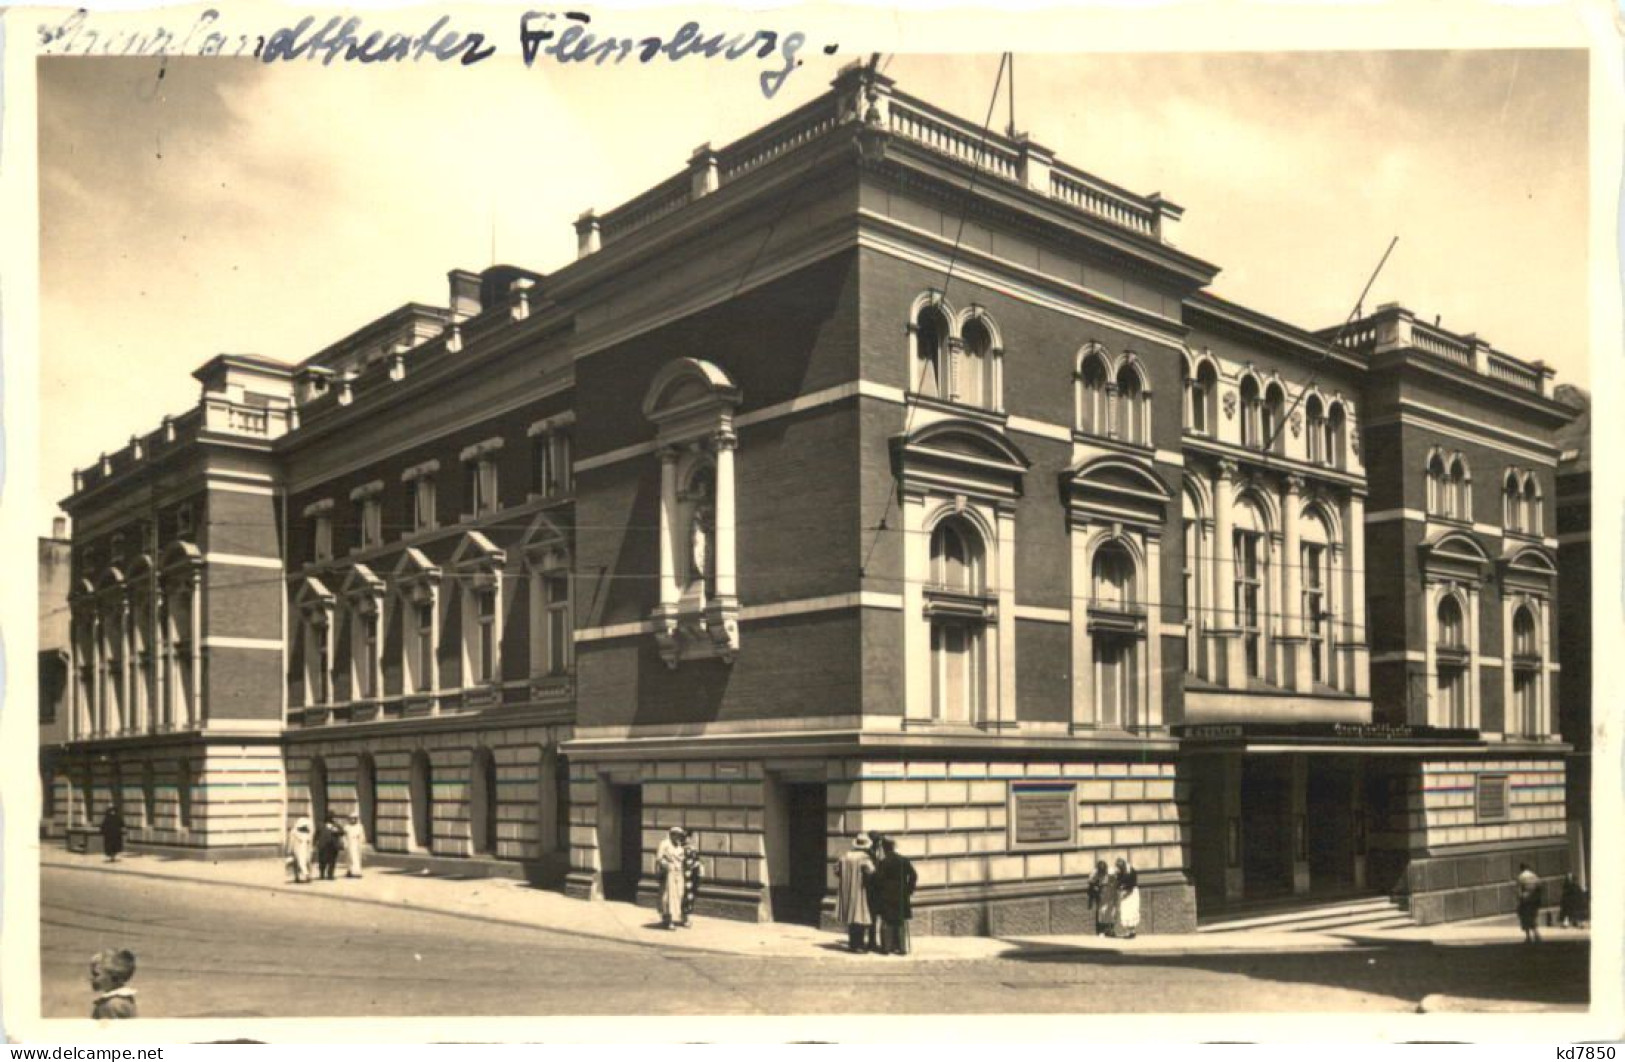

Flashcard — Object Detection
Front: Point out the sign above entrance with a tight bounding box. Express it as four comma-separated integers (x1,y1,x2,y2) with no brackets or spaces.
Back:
1008,782,1077,852
1173,722,1481,744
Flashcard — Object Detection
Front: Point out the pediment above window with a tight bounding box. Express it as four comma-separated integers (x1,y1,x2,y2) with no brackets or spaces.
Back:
295,575,335,615
1499,543,1557,591
450,530,507,571
1420,528,1492,578
892,418,1029,502
643,357,741,442
1063,455,1172,528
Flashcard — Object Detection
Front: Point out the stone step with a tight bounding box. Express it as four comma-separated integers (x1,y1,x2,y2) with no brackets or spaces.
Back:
1199,896,1406,933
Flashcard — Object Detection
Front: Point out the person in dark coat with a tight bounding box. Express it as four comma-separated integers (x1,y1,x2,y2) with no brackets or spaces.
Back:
1559,873,1589,928
315,814,345,881
1515,863,1544,943
99,806,126,863
862,831,885,952
871,837,919,956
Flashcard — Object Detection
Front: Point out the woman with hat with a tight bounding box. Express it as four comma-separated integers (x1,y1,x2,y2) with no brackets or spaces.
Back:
834,833,875,952
656,827,688,930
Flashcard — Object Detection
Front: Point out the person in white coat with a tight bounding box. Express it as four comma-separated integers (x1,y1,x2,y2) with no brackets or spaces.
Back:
656,827,688,929
286,817,314,884
343,813,366,878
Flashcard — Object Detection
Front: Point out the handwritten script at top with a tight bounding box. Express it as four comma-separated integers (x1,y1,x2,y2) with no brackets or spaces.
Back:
37,9,834,100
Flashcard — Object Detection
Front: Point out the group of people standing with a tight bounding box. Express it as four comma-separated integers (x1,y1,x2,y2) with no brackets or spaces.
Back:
656,826,704,929
835,832,919,955
286,813,366,883
1087,858,1141,939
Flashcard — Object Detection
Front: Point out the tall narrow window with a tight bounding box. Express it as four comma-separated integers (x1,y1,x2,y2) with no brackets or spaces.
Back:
1306,397,1326,465
913,304,948,399
926,518,989,724
1182,512,1203,674
360,498,382,548
1235,530,1264,678
1116,362,1146,445
1240,377,1262,448
1302,543,1327,685
1449,458,1471,520
474,589,497,684
313,514,333,561
1436,595,1468,727
1427,454,1449,516
409,476,437,534
1188,361,1216,436
1325,403,1347,470
960,316,991,408
1512,606,1541,736
1523,477,1541,536
1077,353,1110,436
412,600,435,693
356,611,378,698
1261,383,1285,454
1089,540,1141,728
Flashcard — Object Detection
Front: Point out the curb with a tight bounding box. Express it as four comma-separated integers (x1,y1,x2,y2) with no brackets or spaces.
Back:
45,859,744,960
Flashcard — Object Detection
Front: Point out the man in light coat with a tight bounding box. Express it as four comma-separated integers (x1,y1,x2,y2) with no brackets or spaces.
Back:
286,817,314,884
834,834,875,952
656,827,688,929
343,813,367,878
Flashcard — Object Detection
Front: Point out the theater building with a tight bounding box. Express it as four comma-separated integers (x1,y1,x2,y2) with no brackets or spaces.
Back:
50,65,1582,931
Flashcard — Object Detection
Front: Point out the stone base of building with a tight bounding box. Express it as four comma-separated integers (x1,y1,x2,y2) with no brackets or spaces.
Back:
635,879,767,923
814,873,1196,936
1400,842,1569,926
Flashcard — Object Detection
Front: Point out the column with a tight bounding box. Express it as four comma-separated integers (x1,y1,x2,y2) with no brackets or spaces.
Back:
1212,461,1244,688
1282,475,1309,691
1541,599,1554,738
1070,523,1092,728
1500,595,1514,738
1105,383,1120,439
1422,582,1437,727
1198,517,1216,679
657,448,680,613
1144,532,1163,728
187,576,203,729
1346,491,1369,696
996,507,1017,727
902,496,930,722
153,586,168,733
712,431,738,604
1466,584,1481,731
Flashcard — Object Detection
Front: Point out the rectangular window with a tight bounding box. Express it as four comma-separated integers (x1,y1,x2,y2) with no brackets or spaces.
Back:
532,435,551,496
414,601,435,693
465,460,484,515
1475,773,1510,823
410,478,436,534
543,573,571,675
306,617,330,705
357,612,378,698
1234,531,1263,678
475,590,496,684
550,432,573,495
313,516,333,562
360,498,382,548
1437,665,1466,727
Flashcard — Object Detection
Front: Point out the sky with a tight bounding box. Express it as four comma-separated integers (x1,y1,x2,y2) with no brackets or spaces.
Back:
37,49,1590,529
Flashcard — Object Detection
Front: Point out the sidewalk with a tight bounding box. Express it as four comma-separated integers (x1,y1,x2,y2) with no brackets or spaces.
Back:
39,845,1591,963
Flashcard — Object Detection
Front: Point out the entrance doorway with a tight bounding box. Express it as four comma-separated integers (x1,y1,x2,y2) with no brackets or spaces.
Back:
409,750,433,852
470,747,498,856
1306,758,1357,890
1240,757,1293,899
599,783,643,903
767,781,828,925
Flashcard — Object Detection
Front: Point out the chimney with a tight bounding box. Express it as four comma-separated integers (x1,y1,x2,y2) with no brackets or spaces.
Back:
53,516,67,539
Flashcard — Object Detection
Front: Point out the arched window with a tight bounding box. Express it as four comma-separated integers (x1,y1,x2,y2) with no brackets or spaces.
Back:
1523,477,1541,536
913,303,949,399
1076,351,1110,436
1091,540,1137,610
1504,471,1522,530
1261,383,1286,454
1449,457,1471,520
1435,595,1469,727
1240,377,1262,448
927,517,989,723
1511,605,1541,736
1325,403,1347,470
1090,539,1141,727
1305,396,1326,465
959,315,996,410
1427,453,1450,516
1116,361,1148,445
1186,360,1217,436
1233,498,1268,679
1300,509,1333,687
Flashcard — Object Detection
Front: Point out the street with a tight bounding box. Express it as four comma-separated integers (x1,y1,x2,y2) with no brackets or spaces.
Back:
42,866,1590,1018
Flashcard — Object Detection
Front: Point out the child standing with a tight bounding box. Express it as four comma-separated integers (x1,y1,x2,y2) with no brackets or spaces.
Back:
89,948,138,1019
